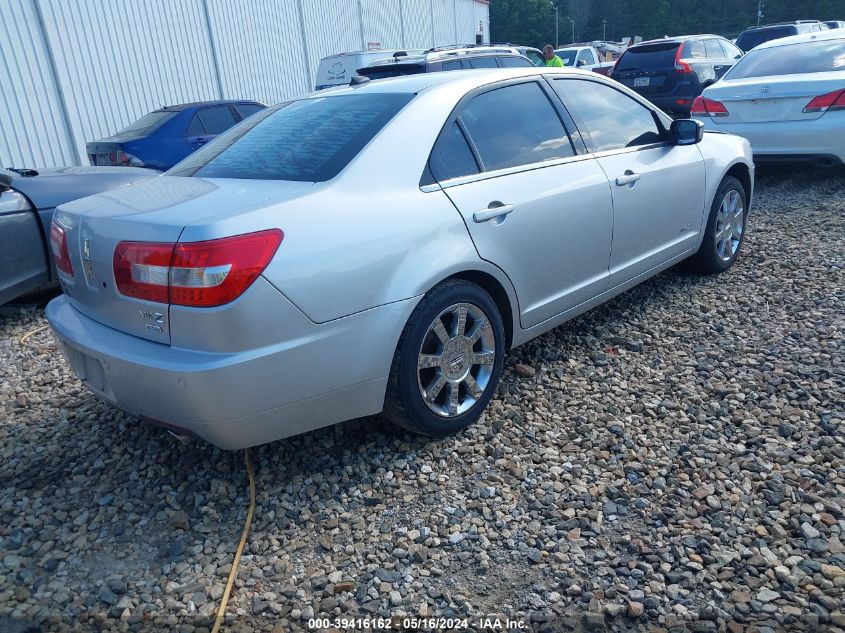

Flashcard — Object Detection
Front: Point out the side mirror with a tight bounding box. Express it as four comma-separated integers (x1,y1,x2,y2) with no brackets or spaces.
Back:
577,59,587,67
670,118,704,145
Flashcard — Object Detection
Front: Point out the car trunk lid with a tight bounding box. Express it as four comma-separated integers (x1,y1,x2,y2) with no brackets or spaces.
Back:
53,176,312,344
702,73,844,123
612,41,683,95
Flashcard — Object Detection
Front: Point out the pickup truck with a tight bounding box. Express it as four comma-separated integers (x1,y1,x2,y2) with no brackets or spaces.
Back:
553,45,603,70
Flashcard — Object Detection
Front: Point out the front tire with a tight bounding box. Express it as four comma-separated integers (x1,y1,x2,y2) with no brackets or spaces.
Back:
687,175,748,274
384,279,505,437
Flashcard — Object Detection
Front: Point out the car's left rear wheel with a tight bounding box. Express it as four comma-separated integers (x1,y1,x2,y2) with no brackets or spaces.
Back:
384,279,505,437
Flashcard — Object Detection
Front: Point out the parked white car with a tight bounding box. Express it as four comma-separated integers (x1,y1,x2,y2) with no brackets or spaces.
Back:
692,29,845,166
315,49,425,90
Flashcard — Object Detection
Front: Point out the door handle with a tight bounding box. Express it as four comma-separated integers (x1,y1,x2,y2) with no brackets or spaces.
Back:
473,203,515,223
615,171,641,186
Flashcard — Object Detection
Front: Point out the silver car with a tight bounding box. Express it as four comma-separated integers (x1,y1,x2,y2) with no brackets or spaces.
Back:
46,68,754,449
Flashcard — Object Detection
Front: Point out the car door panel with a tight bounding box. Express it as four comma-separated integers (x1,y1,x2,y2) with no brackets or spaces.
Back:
0,190,49,304
443,159,613,328
595,145,705,281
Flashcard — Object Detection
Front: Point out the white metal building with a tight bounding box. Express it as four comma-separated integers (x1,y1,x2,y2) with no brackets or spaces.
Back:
0,0,490,168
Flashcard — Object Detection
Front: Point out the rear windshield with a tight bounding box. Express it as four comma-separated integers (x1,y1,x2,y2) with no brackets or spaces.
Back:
357,64,425,79
615,42,680,71
726,37,845,79
736,27,794,51
114,111,176,138
167,93,413,182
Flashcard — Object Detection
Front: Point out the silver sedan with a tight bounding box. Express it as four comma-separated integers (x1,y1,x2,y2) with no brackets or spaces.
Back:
46,68,754,449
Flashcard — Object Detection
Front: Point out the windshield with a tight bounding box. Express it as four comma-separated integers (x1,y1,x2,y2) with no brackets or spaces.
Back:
114,111,176,138
615,42,680,71
726,37,845,79
167,93,413,182
736,27,794,51
555,50,578,66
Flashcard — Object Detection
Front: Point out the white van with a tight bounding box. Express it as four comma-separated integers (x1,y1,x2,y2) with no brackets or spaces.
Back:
315,50,425,90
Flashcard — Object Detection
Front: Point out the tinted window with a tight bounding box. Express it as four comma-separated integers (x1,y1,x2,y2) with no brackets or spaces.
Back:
430,123,479,181
114,111,176,138
167,93,413,182
736,26,794,51
720,40,743,59
186,114,205,136
235,104,264,119
197,106,237,134
358,64,424,79
553,79,663,152
441,60,464,71
704,39,724,57
498,56,532,68
459,82,574,171
615,42,681,70
468,56,498,69
726,37,845,78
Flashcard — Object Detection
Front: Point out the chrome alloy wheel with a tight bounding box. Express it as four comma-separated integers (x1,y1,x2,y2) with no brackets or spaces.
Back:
714,188,744,262
416,302,496,417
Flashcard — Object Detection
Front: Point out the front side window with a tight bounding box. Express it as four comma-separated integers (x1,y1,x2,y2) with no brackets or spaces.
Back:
726,38,845,79
498,56,532,68
235,104,265,119
167,93,413,182
552,79,663,153
555,50,578,66
459,82,574,172
525,50,546,66
196,106,237,134
468,57,497,69
720,40,743,59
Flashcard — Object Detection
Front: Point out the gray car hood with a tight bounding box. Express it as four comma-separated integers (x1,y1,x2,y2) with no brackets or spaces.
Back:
6,166,157,210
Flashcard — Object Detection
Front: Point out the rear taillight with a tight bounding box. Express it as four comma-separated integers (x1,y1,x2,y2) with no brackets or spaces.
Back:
691,96,729,117
113,229,283,307
803,88,845,113
49,220,74,276
674,45,692,73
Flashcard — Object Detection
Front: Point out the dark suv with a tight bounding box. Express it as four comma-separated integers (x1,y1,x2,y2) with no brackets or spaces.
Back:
610,35,743,116
736,21,829,52
357,47,533,80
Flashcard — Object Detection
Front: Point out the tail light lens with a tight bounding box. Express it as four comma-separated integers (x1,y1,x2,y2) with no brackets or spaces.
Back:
49,220,74,276
803,88,845,113
113,229,283,307
691,96,729,117
674,45,692,73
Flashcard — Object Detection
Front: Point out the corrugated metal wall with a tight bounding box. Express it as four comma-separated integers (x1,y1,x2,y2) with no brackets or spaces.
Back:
0,0,489,168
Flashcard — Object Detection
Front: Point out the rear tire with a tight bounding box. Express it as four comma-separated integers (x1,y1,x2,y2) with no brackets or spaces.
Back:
687,175,747,274
383,279,505,437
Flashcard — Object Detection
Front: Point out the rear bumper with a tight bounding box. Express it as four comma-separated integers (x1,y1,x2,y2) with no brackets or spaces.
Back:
46,290,418,449
698,116,845,162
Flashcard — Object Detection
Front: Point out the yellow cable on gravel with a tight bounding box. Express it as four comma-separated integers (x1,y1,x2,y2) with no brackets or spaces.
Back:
19,324,52,349
211,448,256,633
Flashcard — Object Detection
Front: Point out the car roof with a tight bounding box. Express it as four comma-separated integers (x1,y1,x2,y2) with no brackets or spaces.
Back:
741,20,823,32
633,34,723,47
750,27,845,51
363,49,526,68
310,66,598,97
156,100,264,112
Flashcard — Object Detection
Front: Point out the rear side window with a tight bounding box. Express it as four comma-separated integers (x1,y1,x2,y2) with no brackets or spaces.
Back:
459,82,574,171
552,79,662,152
430,123,479,181
685,40,706,58
235,104,264,119
525,50,546,66
167,93,413,182
704,39,724,57
468,57,498,69
498,56,532,68
441,60,464,71
727,38,845,78
186,114,205,136
197,106,237,134
720,40,743,59
615,43,681,70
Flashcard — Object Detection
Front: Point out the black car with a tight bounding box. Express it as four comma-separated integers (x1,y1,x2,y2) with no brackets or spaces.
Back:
735,21,829,52
356,47,533,80
610,35,743,116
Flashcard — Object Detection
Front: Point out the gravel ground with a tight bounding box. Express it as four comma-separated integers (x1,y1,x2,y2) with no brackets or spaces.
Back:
1,167,843,633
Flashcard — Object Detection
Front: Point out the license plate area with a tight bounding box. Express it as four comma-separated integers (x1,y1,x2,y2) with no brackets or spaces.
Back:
60,341,114,400
634,77,650,87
